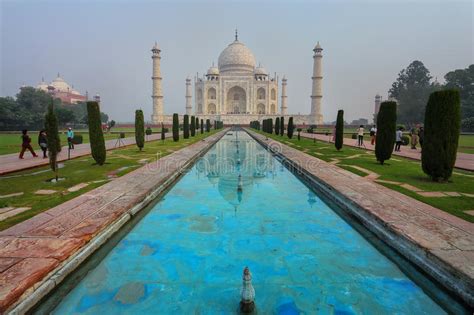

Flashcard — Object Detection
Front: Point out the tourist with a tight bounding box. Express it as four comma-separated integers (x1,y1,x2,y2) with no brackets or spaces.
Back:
357,125,364,147
67,127,74,149
394,127,403,152
19,129,38,159
410,127,418,150
331,125,336,142
38,130,48,158
418,127,424,149
370,125,377,145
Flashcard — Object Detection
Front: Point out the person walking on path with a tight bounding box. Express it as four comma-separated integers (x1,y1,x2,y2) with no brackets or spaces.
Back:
370,125,377,145
357,125,365,147
394,127,403,152
67,127,75,150
410,127,418,150
19,129,38,159
38,130,48,158
418,127,424,150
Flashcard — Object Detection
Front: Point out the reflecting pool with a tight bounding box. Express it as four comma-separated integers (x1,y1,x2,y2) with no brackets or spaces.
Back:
52,131,449,314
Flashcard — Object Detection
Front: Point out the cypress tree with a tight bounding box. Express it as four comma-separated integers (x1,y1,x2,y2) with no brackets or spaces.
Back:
201,119,204,134
172,113,179,141
287,117,295,139
335,110,344,151
161,122,165,142
135,109,145,151
275,117,280,135
196,117,199,132
44,102,61,180
280,117,284,136
190,115,196,136
183,114,190,139
375,101,397,165
206,119,211,132
87,101,106,165
422,90,461,181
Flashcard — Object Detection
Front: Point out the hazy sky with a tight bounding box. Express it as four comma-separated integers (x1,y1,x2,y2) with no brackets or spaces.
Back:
1,0,473,123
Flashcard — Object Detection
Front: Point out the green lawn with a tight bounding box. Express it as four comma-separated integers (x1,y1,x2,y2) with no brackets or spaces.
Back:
256,130,474,222
0,130,218,231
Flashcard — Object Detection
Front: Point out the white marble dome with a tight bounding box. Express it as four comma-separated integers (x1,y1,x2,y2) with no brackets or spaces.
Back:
51,75,71,92
218,40,256,73
254,65,268,75
207,65,219,75
36,79,49,91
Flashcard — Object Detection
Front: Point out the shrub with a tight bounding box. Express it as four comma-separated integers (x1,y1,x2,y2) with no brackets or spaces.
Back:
195,117,199,132
172,113,179,141
201,119,204,134
287,117,294,139
206,119,211,132
72,134,83,144
306,127,314,134
190,115,195,136
335,110,344,151
422,90,461,181
351,133,357,139
183,114,190,139
135,110,145,151
297,128,302,140
401,135,410,146
120,132,125,139
44,102,61,179
87,101,106,165
280,117,284,136
145,127,152,136
162,127,169,133
375,101,397,165
275,117,280,135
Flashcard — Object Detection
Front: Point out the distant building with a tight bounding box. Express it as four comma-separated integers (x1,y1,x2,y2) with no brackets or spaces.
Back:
351,118,369,126
36,74,87,104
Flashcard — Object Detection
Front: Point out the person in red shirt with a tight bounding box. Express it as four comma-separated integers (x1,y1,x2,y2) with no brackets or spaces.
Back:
19,129,38,159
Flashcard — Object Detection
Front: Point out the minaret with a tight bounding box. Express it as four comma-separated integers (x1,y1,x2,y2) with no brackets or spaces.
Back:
281,76,288,115
310,42,323,125
185,77,192,115
374,94,382,116
151,42,163,123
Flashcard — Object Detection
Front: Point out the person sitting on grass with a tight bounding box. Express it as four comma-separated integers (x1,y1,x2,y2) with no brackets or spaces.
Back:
38,130,48,158
394,127,403,152
19,129,38,159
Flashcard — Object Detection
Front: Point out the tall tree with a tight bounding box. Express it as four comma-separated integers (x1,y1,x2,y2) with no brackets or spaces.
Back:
287,117,294,139
190,115,196,136
161,122,165,142
280,117,284,136
200,119,204,134
335,110,344,151
444,64,474,120
172,113,179,142
422,90,460,181
206,119,211,132
44,102,61,181
375,101,397,165
87,101,106,165
389,60,436,124
183,114,190,139
135,110,145,151
275,117,280,135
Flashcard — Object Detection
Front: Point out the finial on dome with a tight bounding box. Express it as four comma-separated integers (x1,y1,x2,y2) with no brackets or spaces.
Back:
57,72,60,78
235,29,238,41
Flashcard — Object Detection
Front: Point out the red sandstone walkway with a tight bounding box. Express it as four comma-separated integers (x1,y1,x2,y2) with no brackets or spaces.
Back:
0,130,226,313
0,133,177,175
301,132,474,171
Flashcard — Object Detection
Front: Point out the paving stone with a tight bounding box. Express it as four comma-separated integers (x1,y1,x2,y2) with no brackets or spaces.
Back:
0,192,24,199
417,191,447,197
444,191,462,197
0,237,85,259
400,183,424,192
0,207,15,214
374,179,403,185
0,207,31,221
67,183,89,192
34,189,57,195
464,210,474,216
461,193,474,198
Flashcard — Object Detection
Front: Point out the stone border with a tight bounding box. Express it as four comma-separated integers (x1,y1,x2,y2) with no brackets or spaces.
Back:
246,129,474,308
3,130,227,314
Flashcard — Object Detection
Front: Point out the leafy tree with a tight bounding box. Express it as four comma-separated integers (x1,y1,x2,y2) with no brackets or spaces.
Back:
280,117,284,136
206,119,211,132
275,117,280,135
461,117,474,132
200,119,204,134
172,113,179,141
335,110,344,151
87,101,106,165
190,115,196,136
422,90,460,181
135,110,145,151
183,114,190,139
287,117,294,139
54,107,75,126
109,120,116,129
100,112,109,123
444,64,474,120
375,101,397,165
389,60,437,124
44,102,61,180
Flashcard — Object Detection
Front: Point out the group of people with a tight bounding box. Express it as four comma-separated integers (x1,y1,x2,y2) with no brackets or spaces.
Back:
18,127,76,159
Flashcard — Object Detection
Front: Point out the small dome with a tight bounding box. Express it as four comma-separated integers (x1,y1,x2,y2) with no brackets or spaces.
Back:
51,74,71,92
71,89,81,95
207,65,219,76
254,64,268,76
314,41,323,51
218,39,256,74
36,78,49,91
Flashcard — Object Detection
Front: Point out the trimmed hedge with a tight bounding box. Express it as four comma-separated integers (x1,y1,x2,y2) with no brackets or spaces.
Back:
161,123,165,141
183,114,190,139
190,115,196,136
72,134,83,144
201,119,204,134
44,102,61,178
335,110,344,151
275,117,280,135
422,89,461,181
172,113,179,141
87,101,106,165
206,119,211,132
145,127,152,136
375,101,397,165
287,117,294,139
280,117,284,136
135,109,145,151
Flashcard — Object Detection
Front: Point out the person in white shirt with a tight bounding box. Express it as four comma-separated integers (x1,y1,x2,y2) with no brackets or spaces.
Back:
357,125,364,147
395,127,403,151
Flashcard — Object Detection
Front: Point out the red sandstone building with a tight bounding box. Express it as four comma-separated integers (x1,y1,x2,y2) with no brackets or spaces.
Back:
36,74,88,104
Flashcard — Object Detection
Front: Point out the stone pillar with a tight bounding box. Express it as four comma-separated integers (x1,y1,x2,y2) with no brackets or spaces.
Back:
151,42,163,123
310,42,323,125
185,77,192,115
281,76,288,115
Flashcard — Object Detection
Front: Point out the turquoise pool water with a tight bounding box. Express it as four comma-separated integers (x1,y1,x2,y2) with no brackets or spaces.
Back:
52,131,449,314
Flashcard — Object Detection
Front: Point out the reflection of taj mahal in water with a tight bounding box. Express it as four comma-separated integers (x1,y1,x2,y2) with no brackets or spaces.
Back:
151,31,324,125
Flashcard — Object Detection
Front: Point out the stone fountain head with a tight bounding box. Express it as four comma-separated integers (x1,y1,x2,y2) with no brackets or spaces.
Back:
240,266,255,313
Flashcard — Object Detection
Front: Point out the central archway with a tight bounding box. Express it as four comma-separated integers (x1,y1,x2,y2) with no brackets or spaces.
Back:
226,86,246,114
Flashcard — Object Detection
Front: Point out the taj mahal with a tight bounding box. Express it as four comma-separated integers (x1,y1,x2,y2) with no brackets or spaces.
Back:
151,31,323,125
